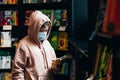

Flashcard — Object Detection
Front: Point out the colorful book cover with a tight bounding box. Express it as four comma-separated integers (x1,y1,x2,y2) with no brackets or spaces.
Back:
3,0,7,4
3,10,17,25
102,0,120,35
97,46,111,80
8,0,18,4
58,32,68,50
5,72,12,80
12,11,18,26
31,0,38,3
1,56,11,69
23,0,30,3
57,0,61,2
1,73,5,80
49,32,58,50
53,10,61,26
0,11,3,26
106,54,112,80
60,10,67,26
3,10,13,25
3,56,11,69
0,31,11,47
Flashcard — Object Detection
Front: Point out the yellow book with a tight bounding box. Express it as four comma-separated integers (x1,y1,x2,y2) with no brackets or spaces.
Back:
58,32,68,50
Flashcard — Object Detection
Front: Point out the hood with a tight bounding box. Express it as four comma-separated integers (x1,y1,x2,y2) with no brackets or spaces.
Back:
28,10,52,45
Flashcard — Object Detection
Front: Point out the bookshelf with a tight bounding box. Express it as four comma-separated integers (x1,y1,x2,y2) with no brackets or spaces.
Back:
0,0,20,79
88,0,120,79
0,0,72,79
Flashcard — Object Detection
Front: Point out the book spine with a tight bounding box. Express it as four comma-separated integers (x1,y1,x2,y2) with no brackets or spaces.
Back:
93,43,102,77
106,54,113,80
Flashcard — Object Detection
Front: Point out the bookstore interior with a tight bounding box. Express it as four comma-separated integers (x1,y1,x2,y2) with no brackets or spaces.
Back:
0,0,120,80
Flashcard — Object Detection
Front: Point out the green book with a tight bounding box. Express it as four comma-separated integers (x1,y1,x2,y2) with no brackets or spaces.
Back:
49,32,58,50
53,10,61,26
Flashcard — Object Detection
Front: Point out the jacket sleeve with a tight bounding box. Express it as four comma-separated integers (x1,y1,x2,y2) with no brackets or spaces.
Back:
12,43,27,80
51,47,57,60
50,43,62,72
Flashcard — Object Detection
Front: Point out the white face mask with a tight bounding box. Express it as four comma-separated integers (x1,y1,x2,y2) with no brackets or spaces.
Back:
38,32,47,41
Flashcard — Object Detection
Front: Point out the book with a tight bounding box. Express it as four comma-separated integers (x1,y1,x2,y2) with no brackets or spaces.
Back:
0,31,11,47
8,0,18,4
96,46,111,80
60,10,67,26
5,72,12,80
0,11,3,26
58,32,68,50
3,10,15,25
106,54,112,80
12,11,18,26
102,0,120,35
60,63,68,75
31,0,38,3
59,10,68,31
0,72,12,80
93,43,102,77
53,10,61,26
1,73,5,80
49,32,58,50
70,58,76,80
3,0,7,4
23,0,30,3
1,56,11,69
94,0,107,32
57,0,62,2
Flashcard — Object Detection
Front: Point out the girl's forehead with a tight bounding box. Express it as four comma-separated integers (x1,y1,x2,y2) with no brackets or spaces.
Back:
41,25,49,29
39,25,49,31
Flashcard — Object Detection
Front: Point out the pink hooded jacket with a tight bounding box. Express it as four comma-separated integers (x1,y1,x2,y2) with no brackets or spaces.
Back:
12,10,56,80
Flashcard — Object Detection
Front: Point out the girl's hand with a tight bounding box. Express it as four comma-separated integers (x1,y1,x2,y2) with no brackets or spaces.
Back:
52,58,62,73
